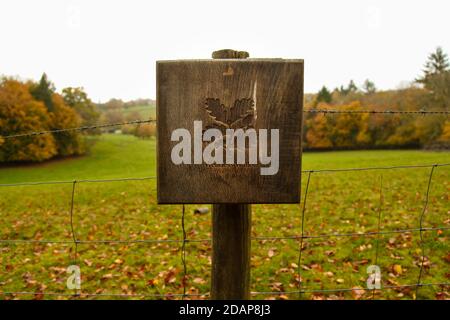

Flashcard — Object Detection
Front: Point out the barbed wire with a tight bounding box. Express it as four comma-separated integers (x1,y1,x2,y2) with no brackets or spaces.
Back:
1,119,156,140
1,108,449,140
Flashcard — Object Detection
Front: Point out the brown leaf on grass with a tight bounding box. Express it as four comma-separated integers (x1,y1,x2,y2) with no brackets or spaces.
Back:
147,279,158,286
393,264,403,275
435,292,449,300
83,259,92,267
270,282,284,292
193,277,206,284
164,269,177,284
268,249,275,258
101,273,113,280
34,292,44,300
310,264,323,272
444,253,450,263
277,268,290,274
352,287,365,299
325,250,335,256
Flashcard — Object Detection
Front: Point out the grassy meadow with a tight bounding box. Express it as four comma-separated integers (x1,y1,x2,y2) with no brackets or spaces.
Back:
0,134,449,300
118,104,156,120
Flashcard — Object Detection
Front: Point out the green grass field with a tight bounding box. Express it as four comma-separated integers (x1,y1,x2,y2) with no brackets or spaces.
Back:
0,134,449,300
118,104,156,120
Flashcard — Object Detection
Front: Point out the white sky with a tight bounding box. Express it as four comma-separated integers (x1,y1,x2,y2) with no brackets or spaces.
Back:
1,0,449,102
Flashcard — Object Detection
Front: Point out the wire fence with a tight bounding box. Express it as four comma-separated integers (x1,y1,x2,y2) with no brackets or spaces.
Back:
0,110,449,300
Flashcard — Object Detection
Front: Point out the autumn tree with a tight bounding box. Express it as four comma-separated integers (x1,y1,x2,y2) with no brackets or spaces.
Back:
135,123,156,139
29,75,86,156
125,110,142,122
0,78,57,162
49,93,85,156
305,113,332,149
437,121,450,144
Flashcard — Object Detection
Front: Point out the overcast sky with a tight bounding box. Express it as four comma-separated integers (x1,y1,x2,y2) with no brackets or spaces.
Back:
1,0,449,102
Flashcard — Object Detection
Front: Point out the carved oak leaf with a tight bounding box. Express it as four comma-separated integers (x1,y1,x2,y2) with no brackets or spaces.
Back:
204,98,228,129
229,98,255,130
205,97,255,130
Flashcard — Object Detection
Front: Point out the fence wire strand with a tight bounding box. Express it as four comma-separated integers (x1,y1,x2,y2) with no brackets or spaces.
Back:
181,204,187,299
372,175,383,299
297,171,312,299
1,119,156,140
415,165,436,299
69,181,78,266
1,108,448,140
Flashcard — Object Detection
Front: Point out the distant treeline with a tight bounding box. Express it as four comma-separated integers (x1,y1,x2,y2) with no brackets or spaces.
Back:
303,47,449,150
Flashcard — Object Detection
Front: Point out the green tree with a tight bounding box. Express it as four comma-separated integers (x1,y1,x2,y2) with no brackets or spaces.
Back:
62,87,100,128
362,79,376,94
30,73,55,111
417,47,449,84
339,80,359,96
314,86,332,106
416,47,450,109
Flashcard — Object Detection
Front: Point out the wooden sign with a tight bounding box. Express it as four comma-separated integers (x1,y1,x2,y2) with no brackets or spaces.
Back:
157,58,303,204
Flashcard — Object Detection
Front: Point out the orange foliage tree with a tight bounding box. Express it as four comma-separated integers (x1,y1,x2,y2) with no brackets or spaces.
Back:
0,75,87,162
0,78,57,162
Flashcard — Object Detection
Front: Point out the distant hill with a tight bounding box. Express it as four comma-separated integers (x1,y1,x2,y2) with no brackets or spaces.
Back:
96,98,156,121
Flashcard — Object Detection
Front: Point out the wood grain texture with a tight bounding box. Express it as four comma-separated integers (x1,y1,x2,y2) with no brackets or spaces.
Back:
212,49,249,59
211,50,251,301
157,59,303,204
211,203,251,300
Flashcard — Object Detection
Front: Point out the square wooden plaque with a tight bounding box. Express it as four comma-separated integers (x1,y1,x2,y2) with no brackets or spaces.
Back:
157,59,303,204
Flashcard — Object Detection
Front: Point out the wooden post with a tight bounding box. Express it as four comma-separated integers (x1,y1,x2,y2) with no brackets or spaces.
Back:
157,50,303,298
210,49,251,300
